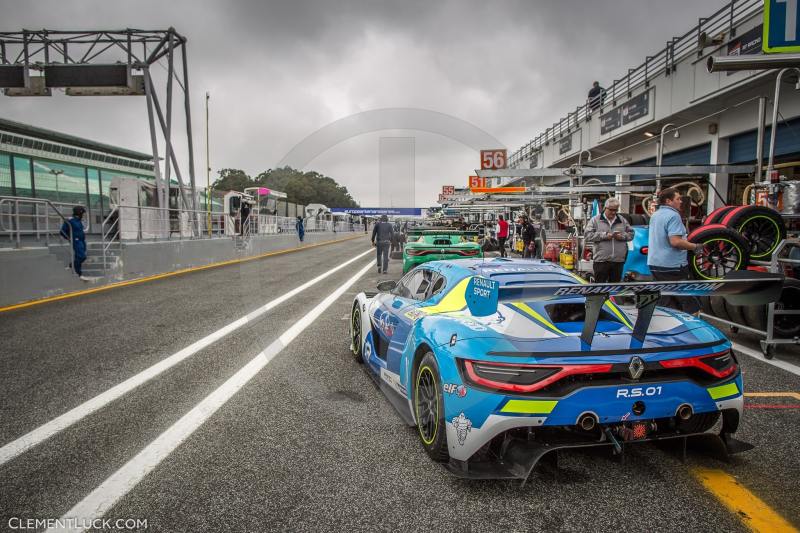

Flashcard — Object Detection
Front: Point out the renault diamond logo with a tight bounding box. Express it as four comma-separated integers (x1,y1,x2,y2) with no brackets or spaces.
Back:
628,356,644,380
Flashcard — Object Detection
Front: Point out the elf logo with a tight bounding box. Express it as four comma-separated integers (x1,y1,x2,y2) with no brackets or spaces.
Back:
443,383,467,397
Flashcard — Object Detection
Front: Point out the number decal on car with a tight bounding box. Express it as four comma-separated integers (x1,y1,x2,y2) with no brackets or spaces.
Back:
616,386,662,398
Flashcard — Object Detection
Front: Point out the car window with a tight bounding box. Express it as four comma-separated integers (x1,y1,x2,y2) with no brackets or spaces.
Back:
394,268,424,300
426,273,446,300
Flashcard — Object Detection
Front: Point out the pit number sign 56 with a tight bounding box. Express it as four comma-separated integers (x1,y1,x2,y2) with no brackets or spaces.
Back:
764,0,800,52
480,149,507,170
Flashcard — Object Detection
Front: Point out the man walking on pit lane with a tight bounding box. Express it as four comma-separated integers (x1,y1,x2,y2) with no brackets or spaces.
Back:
372,214,394,274
647,187,705,314
584,198,633,283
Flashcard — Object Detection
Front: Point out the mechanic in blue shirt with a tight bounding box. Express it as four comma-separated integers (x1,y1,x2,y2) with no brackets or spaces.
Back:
647,187,704,314
60,205,89,281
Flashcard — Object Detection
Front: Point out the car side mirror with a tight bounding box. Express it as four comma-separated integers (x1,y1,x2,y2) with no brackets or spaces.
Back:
377,280,397,292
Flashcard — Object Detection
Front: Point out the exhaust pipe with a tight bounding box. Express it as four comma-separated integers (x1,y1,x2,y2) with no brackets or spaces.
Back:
677,404,693,421
578,413,597,431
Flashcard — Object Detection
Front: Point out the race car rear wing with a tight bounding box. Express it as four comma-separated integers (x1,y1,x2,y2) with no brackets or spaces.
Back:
465,271,784,346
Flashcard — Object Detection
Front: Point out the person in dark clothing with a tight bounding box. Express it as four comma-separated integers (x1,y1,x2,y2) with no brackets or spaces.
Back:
588,81,605,110
531,217,547,258
296,216,305,242
518,215,537,258
60,205,88,280
240,202,251,235
363,217,368,233
371,214,394,274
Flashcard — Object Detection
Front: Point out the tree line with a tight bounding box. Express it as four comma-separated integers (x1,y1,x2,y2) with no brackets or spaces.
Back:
212,166,359,208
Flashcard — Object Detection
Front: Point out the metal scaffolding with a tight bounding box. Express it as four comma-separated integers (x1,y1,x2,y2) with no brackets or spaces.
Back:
0,28,198,214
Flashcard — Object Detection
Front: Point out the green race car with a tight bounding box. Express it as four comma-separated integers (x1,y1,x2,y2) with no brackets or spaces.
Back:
402,230,483,273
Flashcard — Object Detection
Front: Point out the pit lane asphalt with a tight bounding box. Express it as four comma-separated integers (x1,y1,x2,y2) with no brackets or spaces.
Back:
1,235,798,532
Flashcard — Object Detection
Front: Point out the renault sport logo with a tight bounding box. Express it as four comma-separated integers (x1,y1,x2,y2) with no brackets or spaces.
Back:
628,356,645,380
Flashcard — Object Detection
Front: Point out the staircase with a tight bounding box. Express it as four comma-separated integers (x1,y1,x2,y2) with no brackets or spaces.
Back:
47,239,121,279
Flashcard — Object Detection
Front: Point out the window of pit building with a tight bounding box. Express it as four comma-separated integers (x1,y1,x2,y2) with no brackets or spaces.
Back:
32,159,87,206
0,154,11,196
13,156,32,198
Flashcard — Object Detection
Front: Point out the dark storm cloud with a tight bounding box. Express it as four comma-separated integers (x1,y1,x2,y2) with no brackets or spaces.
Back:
1,0,724,205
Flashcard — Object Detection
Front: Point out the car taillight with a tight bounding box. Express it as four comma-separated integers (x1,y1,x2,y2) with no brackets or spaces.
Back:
659,350,737,379
640,246,648,255
462,360,612,393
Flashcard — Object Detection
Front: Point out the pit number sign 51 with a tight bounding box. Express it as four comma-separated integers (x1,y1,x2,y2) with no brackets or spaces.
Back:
764,0,800,53
480,149,507,170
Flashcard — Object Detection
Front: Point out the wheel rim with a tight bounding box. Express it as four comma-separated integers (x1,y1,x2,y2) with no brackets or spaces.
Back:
415,366,439,445
739,215,781,258
351,307,361,355
692,238,743,279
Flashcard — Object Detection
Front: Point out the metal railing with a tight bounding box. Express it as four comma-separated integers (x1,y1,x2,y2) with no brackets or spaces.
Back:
0,195,76,271
508,0,762,168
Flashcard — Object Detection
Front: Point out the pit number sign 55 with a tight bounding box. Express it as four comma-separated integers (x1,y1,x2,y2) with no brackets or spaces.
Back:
480,149,507,170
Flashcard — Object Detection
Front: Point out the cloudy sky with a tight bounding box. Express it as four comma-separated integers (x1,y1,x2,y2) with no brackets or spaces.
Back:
2,0,723,207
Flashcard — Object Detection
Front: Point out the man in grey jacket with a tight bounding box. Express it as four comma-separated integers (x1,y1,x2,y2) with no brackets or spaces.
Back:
371,214,394,274
584,198,634,283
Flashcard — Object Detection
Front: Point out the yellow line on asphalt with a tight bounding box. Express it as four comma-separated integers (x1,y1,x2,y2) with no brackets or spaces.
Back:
692,468,798,533
745,392,800,401
0,234,365,314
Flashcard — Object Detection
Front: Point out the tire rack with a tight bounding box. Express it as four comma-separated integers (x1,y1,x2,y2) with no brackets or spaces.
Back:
699,233,800,359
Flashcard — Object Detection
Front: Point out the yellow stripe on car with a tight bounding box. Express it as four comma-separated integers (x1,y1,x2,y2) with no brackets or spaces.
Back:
420,277,470,314
501,399,558,414
569,273,633,329
509,302,565,336
708,382,740,400
604,301,633,329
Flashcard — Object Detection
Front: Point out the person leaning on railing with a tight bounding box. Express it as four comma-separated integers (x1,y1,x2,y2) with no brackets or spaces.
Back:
587,81,605,111
60,205,89,281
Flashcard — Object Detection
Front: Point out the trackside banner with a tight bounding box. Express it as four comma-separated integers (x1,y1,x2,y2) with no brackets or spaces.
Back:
330,208,422,216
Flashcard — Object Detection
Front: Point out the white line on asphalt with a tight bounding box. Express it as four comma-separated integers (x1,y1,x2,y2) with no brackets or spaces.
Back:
731,342,800,377
49,259,374,533
0,248,373,468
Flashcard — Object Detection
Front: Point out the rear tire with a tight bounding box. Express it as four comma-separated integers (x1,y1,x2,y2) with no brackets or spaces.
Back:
704,205,736,225
774,278,800,338
698,297,713,316
688,224,750,280
724,299,747,328
413,352,450,462
742,304,768,333
709,296,731,323
720,206,786,260
350,303,364,363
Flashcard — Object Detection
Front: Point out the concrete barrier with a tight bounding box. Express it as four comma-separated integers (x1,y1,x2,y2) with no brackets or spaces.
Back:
0,231,360,309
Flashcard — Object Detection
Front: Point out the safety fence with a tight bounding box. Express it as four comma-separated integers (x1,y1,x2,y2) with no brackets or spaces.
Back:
507,0,762,167
0,195,75,270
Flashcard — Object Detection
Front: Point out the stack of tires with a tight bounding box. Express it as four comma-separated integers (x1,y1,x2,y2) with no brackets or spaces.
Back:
688,205,786,280
691,206,797,342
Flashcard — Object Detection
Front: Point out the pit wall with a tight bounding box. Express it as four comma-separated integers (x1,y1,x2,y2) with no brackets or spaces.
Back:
0,231,361,309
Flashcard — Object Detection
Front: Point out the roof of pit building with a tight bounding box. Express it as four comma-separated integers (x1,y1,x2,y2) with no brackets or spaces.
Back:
0,117,155,172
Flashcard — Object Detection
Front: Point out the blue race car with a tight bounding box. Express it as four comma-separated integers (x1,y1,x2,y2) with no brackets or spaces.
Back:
349,258,781,481
623,226,651,280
